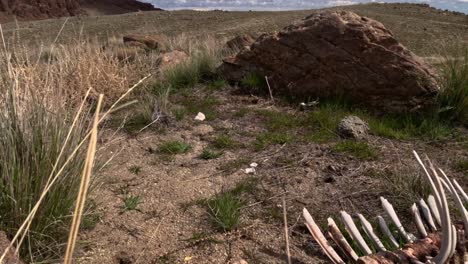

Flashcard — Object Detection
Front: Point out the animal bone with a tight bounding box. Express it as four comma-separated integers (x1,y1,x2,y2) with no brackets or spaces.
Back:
302,152,467,264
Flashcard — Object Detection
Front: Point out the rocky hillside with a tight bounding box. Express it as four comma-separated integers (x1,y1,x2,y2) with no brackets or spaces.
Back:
0,0,160,23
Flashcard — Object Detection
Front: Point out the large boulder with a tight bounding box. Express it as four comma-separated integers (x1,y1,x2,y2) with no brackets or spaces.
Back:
218,11,439,112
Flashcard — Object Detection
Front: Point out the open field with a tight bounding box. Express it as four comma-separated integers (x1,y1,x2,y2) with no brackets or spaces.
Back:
1,3,467,55
0,3,467,264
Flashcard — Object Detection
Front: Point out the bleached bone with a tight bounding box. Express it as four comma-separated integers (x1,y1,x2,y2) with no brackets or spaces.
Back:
380,197,414,243
427,195,441,227
418,199,437,232
411,203,427,238
340,211,373,255
358,214,386,252
377,215,399,249
453,179,468,204
439,169,468,239
302,208,345,264
421,157,452,264
449,225,457,259
302,152,467,264
413,151,442,208
327,218,359,262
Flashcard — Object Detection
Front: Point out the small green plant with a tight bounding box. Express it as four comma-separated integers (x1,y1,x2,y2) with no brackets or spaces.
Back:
172,107,186,121
159,140,192,154
367,114,453,140
207,192,242,232
199,148,223,160
254,132,292,151
303,102,350,143
121,195,142,212
333,140,377,160
128,165,142,175
161,50,219,90
454,159,468,175
212,135,236,149
207,78,226,90
241,72,267,92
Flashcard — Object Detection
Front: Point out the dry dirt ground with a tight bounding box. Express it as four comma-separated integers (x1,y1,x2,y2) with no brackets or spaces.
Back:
75,85,467,264
2,3,467,264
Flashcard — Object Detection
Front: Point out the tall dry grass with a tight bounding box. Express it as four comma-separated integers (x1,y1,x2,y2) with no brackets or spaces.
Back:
0,29,154,262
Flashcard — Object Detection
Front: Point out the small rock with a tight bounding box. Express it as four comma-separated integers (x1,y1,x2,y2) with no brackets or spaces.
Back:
245,167,256,174
336,116,369,140
249,162,258,168
194,112,206,121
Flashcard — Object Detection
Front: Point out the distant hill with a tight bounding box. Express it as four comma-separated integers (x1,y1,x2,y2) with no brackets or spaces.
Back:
0,0,161,23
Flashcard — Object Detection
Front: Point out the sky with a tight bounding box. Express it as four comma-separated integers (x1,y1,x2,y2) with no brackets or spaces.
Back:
141,0,468,13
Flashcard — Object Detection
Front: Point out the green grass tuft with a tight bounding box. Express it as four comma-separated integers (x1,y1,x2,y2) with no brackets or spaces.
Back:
120,195,142,212
207,78,226,90
333,140,377,160
254,132,292,151
207,192,242,232
212,135,236,149
454,159,468,176
199,148,223,160
128,165,142,175
159,140,192,155
241,72,267,92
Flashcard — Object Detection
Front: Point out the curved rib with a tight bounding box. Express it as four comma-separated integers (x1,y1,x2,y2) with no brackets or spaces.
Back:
380,197,413,243
413,151,442,207
410,203,427,238
377,216,399,249
340,211,373,255
327,217,359,262
358,214,386,252
303,208,345,264
427,162,452,264
453,179,468,205
418,199,437,232
427,195,441,227
439,169,468,239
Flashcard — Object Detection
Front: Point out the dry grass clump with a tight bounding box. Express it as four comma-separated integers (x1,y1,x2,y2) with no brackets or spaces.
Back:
6,42,154,106
0,28,152,262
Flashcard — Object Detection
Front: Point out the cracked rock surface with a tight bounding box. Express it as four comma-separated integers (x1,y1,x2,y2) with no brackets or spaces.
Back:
218,10,439,112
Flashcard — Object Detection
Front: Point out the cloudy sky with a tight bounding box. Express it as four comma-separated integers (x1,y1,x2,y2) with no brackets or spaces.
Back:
141,0,468,13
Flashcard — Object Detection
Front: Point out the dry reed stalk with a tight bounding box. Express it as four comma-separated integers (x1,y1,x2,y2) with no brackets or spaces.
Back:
63,94,103,264
282,196,291,264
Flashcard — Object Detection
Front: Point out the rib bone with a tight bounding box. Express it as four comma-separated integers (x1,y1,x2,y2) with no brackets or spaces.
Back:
340,211,373,255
